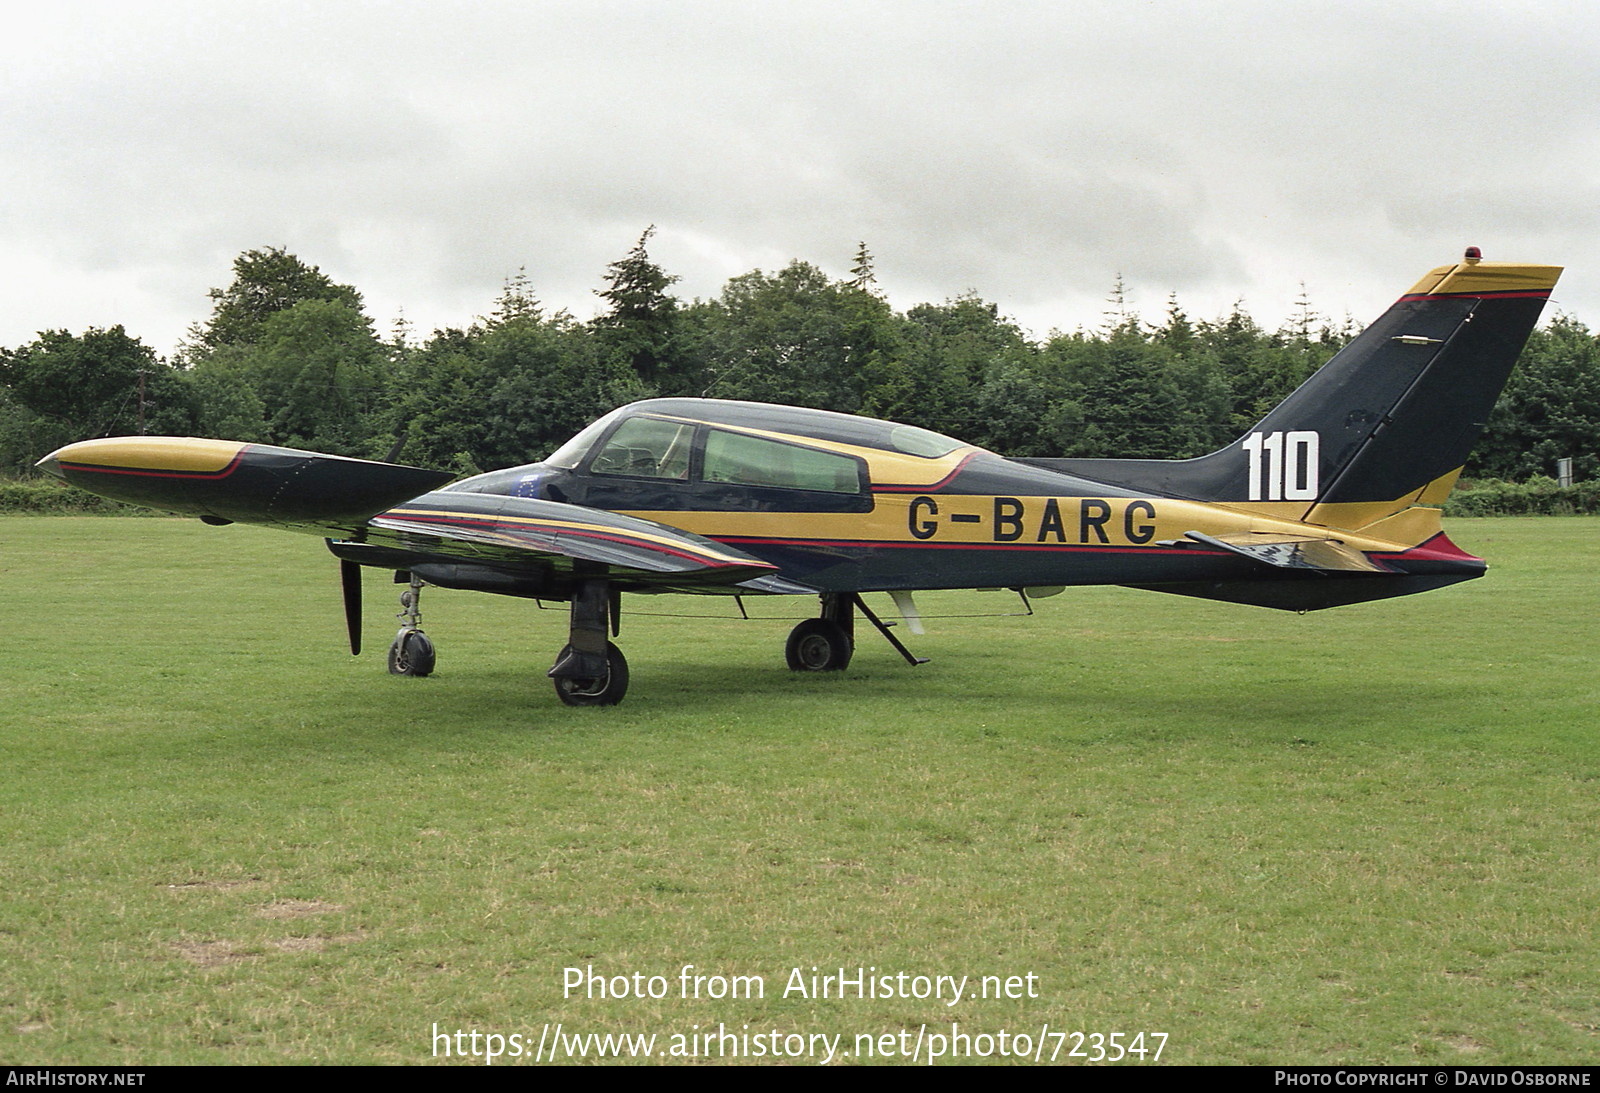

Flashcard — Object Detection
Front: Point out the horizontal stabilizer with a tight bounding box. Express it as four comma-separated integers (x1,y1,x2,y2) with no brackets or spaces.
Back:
1180,531,1385,573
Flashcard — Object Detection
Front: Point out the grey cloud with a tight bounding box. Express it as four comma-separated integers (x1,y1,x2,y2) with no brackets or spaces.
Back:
2,0,1596,351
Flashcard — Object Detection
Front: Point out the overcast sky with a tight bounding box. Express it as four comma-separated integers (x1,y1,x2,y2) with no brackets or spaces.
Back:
3,0,1596,356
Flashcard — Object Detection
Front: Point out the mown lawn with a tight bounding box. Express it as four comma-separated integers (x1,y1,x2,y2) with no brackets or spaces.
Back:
2,516,1596,1064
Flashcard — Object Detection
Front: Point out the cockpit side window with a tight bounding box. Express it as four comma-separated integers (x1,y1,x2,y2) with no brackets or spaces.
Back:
702,429,864,493
588,417,696,480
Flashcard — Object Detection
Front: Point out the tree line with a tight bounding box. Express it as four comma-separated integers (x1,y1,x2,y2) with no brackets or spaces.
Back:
2,234,1595,483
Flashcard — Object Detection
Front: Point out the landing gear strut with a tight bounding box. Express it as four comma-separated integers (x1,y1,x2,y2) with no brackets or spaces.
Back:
387,574,436,677
549,580,629,706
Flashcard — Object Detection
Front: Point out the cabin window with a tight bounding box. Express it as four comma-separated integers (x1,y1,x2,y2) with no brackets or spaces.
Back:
589,417,696,479
702,429,863,494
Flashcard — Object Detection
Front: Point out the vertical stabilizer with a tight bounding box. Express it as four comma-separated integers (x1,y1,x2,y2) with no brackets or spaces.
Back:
1025,252,1561,530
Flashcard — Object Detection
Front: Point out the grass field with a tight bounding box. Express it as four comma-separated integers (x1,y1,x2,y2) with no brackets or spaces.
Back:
2,516,1597,1065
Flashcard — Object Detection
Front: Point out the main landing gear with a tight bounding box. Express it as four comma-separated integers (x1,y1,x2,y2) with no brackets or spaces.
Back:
379,571,628,704
547,579,629,706
551,641,629,706
375,577,917,706
785,593,855,671
388,574,436,677
785,618,853,671
785,593,929,672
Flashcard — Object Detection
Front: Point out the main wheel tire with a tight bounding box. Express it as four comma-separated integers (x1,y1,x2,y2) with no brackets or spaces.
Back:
552,642,629,706
785,618,853,672
387,630,436,677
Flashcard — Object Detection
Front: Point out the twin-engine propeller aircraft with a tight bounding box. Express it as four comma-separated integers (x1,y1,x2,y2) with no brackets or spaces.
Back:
40,251,1560,706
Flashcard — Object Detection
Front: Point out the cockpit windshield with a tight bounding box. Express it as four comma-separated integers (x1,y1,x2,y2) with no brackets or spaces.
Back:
544,407,627,469
588,417,695,479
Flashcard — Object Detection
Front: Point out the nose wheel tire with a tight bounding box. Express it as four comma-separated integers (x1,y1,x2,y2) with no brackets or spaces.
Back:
785,619,853,672
388,630,436,677
552,642,630,706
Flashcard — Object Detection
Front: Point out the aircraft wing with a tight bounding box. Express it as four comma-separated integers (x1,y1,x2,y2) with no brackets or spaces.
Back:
37,437,456,532
37,437,788,594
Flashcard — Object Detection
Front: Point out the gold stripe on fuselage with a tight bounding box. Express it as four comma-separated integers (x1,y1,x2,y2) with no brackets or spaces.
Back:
622,414,1454,553
624,493,1443,554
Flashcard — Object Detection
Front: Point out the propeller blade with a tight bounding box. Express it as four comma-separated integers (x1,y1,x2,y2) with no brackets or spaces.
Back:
382,429,408,464
340,559,362,655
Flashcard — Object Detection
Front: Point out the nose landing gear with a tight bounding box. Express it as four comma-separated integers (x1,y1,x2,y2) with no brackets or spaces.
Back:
387,575,436,677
